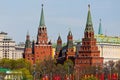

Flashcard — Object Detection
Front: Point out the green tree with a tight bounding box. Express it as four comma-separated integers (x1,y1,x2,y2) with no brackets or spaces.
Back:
115,60,120,79
0,58,32,80
35,56,57,79
81,75,98,80
19,68,33,80
0,58,14,69
64,59,74,74
0,58,31,70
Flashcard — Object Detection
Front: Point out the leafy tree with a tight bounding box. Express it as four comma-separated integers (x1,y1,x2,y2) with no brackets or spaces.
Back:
56,64,66,80
0,58,13,69
0,58,31,70
34,58,74,80
0,58,32,80
0,72,6,80
35,56,57,79
81,75,98,80
19,68,33,80
115,60,120,79
64,59,74,74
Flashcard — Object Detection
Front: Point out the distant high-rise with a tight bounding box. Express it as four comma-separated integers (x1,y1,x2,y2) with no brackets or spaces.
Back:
24,4,52,64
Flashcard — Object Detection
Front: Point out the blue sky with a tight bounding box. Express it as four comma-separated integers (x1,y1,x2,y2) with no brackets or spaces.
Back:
0,0,120,43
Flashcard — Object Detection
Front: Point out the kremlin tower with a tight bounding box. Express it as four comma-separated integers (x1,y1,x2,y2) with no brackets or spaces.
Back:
24,4,52,64
66,30,75,61
55,30,76,64
55,34,62,59
75,5,103,69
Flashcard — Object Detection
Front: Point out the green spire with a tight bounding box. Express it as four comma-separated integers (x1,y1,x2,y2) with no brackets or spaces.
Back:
25,31,31,48
58,34,62,41
68,31,72,36
67,30,73,48
39,4,45,27
85,4,94,32
27,30,29,36
68,28,72,36
98,19,103,35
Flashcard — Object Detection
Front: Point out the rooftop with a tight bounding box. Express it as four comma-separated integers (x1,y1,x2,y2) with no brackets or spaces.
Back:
95,34,120,44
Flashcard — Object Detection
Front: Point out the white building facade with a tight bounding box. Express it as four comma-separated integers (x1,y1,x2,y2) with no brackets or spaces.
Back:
0,32,24,59
95,34,120,62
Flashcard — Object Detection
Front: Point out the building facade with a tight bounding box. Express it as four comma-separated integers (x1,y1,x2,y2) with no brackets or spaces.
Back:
24,4,52,64
0,32,24,60
75,5,103,69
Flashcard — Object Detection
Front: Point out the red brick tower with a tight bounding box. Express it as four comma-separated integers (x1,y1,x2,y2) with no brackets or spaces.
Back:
66,30,75,60
75,5,103,69
24,32,34,64
55,34,62,59
24,4,52,64
33,4,52,63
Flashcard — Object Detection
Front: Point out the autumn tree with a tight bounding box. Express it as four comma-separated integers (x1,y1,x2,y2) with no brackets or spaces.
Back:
81,75,98,80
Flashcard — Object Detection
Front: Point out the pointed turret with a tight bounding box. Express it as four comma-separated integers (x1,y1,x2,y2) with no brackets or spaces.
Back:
25,31,31,48
98,19,103,35
55,34,62,58
68,30,72,36
39,4,45,27
37,4,48,44
67,30,73,48
75,5,103,70
56,34,62,48
58,34,62,41
85,4,94,32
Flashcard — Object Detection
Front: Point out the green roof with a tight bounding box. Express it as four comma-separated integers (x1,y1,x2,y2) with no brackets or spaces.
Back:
39,4,45,27
68,30,72,36
85,4,94,32
58,34,62,41
25,32,31,48
95,34,120,44
0,68,10,73
98,19,103,35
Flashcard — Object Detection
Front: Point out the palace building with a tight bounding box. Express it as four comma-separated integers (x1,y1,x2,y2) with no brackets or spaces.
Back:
24,4,52,64
95,19,120,62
